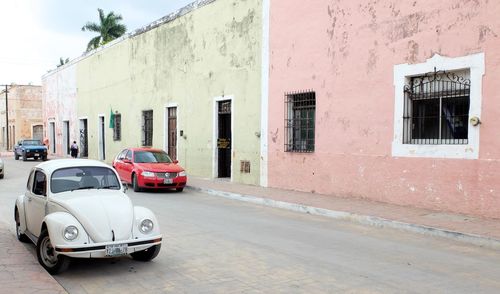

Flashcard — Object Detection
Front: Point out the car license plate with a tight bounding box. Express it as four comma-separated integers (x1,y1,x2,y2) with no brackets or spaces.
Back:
34,153,39,156
105,244,128,256
164,179,173,184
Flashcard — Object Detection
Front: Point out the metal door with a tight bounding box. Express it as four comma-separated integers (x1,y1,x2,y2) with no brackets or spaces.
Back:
49,122,56,153
167,107,177,160
217,101,231,178
99,116,105,160
32,125,43,141
80,119,88,158
63,121,70,155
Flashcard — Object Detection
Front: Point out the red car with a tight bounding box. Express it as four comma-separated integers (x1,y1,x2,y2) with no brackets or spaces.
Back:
112,148,187,192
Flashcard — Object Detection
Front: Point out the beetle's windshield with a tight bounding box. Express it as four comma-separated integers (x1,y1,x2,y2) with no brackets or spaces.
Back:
134,151,172,163
23,140,42,146
51,167,120,193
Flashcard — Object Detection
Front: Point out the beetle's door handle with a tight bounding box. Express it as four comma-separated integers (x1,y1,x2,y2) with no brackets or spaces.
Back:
27,197,32,202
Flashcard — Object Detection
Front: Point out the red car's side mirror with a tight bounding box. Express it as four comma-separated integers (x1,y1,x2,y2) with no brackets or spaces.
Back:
173,160,179,164
123,159,132,164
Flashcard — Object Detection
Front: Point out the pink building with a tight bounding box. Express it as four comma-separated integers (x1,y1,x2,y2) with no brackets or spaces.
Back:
268,0,500,218
42,62,78,157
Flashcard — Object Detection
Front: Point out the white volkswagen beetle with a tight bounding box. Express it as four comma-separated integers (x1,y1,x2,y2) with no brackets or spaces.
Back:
14,159,162,274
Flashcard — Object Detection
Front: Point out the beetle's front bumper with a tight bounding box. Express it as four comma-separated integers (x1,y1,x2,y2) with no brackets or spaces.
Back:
54,235,162,258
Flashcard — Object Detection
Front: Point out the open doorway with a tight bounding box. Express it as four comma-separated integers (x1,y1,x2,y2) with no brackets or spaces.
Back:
216,100,231,178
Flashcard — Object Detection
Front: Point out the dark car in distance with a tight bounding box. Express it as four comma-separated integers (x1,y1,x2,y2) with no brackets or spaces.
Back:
14,139,48,161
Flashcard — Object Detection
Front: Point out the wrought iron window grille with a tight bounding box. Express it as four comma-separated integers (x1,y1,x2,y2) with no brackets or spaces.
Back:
113,114,121,141
284,90,316,153
403,68,470,145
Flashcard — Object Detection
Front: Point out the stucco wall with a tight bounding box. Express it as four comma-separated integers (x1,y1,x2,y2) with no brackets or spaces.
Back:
77,0,263,185
42,64,78,157
268,0,500,218
0,85,42,149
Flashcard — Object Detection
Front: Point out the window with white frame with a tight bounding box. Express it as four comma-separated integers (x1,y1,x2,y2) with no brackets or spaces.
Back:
392,53,484,159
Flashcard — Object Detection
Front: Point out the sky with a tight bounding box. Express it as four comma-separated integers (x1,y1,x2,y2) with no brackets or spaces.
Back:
0,0,194,85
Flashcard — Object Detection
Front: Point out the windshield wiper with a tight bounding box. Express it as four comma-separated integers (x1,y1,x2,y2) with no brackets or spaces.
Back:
99,185,120,189
71,186,95,192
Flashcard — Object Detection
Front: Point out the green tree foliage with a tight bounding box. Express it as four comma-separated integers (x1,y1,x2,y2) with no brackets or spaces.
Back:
81,8,127,52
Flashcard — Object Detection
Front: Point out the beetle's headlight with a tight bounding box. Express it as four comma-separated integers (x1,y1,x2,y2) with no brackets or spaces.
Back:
139,219,154,234
63,225,79,241
178,171,186,177
142,171,155,178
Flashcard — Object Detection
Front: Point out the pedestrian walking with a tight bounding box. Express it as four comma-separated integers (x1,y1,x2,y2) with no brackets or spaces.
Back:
70,141,79,158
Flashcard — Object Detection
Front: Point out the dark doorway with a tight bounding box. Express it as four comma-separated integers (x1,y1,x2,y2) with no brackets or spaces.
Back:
80,119,88,158
217,100,231,178
167,107,177,160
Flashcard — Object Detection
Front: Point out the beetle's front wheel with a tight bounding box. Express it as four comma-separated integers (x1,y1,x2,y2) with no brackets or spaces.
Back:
36,229,70,274
131,244,161,261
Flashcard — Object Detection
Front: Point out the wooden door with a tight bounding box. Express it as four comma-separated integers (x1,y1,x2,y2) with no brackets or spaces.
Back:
167,107,177,160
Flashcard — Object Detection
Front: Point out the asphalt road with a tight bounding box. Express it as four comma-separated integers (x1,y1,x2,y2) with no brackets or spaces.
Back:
1,157,500,293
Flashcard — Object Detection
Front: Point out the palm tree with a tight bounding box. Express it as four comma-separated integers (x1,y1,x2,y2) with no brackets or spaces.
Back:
57,57,69,67
81,8,127,52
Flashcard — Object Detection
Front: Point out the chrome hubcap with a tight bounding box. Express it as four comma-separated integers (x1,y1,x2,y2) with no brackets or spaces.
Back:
40,236,57,267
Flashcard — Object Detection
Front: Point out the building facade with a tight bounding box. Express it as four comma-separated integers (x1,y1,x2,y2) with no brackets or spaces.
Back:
0,85,43,150
267,0,500,218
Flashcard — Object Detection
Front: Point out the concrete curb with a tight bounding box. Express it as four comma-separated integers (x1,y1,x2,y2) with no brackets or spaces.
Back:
187,185,500,250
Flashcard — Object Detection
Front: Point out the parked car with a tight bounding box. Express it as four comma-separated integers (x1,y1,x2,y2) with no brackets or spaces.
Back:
0,158,4,179
14,159,162,274
14,139,48,161
112,148,187,192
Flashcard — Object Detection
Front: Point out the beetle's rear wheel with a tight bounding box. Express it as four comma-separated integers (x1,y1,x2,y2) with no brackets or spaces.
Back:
36,229,70,275
14,209,29,243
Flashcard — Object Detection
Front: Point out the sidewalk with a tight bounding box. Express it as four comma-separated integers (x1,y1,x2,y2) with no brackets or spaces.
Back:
187,177,500,249
0,225,67,293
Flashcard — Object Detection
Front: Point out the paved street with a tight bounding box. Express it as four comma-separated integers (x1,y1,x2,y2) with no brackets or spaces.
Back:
1,157,500,293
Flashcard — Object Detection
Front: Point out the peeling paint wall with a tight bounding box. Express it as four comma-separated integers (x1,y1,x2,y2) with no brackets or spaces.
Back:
76,0,263,185
0,85,42,149
42,63,78,157
268,0,500,218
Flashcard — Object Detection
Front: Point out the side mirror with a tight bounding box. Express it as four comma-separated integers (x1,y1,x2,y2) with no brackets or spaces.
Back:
123,159,132,164
173,160,179,164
